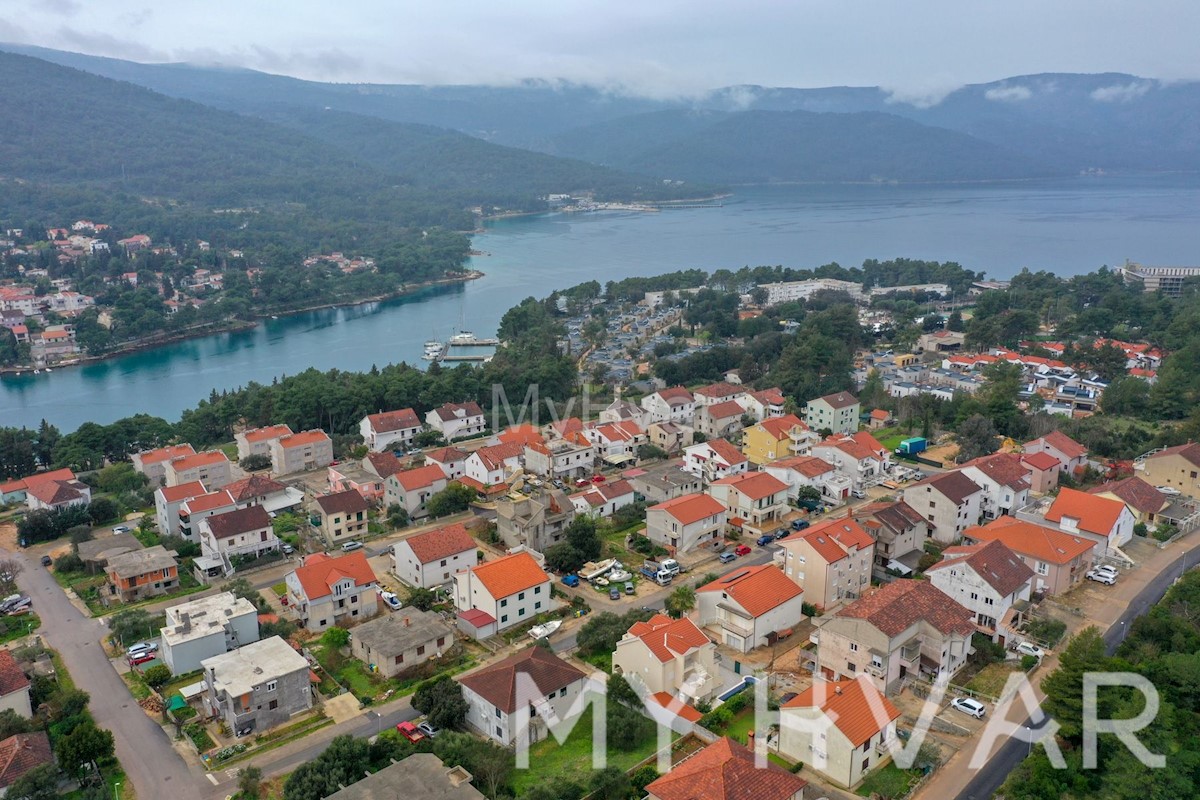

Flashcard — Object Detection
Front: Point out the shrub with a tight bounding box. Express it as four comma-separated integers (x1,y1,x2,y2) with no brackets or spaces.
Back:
239,454,272,471
53,552,84,573
1020,654,1039,671
917,552,941,572
1024,617,1067,645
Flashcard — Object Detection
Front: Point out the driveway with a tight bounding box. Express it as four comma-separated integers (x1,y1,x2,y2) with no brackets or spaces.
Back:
6,545,210,800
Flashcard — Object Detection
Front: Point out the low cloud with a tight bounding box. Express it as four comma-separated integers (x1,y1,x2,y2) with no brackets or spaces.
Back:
882,82,962,109
1090,81,1153,102
985,85,1032,102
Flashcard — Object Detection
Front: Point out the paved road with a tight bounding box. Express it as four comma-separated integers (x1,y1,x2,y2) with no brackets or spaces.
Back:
7,546,209,800
952,543,1200,800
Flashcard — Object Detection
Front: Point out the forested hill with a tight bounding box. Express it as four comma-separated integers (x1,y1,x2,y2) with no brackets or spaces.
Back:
546,109,1058,183
0,51,697,232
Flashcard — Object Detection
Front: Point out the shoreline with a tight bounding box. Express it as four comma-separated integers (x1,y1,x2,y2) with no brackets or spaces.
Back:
0,270,484,376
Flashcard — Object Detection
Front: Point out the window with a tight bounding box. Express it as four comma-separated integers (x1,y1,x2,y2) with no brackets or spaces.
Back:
501,615,508,623
1037,561,1049,576
395,654,404,665
495,707,502,719
519,592,526,601
500,598,508,608
847,663,856,673
519,608,526,617
984,597,994,605
849,642,858,652
269,699,278,710
266,681,277,692
969,592,978,600
437,637,445,647
534,586,542,594
863,740,870,752
535,602,542,610
862,758,870,772
417,645,426,655
440,559,447,566
496,726,503,737
351,594,358,603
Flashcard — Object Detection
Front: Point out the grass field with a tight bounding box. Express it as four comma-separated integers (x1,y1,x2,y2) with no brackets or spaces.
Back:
964,661,1021,699
857,762,922,798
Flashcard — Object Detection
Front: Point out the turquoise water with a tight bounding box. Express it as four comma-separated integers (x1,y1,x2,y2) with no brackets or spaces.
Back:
4,176,1199,432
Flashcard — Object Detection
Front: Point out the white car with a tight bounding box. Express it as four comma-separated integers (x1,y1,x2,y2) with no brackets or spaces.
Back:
379,591,403,611
1157,486,1182,497
1015,642,1045,660
950,697,986,719
1087,565,1118,585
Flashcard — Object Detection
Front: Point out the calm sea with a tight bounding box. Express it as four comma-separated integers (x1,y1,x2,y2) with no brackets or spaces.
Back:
4,176,1198,432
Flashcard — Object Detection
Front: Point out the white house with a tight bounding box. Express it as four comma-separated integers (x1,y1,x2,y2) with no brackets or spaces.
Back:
641,386,696,425
959,453,1032,520
696,564,805,652
691,381,746,408
384,464,449,520
360,408,423,453
694,401,746,440
425,446,469,481
199,505,280,565
132,444,197,484
584,421,645,463
1042,487,1136,558
454,552,551,637
682,439,749,482
904,471,984,544
706,471,790,536
569,479,637,518
285,552,381,632
811,432,889,492
393,522,478,589
234,425,293,461
645,493,727,554
524,435,595,480
1023,430,1089,478
164,450,232,489
458,646,589,747
154,480,207,537
612,613,720,704
736,387,787,422
160,591,260,675
764,455,851,503
926,539,1034,642
426,402,486,442
269,430,333,475
463,442,524,486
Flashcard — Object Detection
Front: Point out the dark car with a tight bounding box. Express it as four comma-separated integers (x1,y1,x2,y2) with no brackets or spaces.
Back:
790,519,810,532
40,555,52,567
609,587,621,600
719,552,737,563
756,534,775,546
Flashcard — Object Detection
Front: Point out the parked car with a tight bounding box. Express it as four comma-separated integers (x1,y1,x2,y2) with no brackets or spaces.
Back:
609,587,621,600
1015,642,1045,660
379,591,403,611
719,552,737,563
624,582,635,595
129,652,156,666
756,534,775,546
281,543,295,554
126,641,157,657
1087,566,1118,585
790,519,810,531
734,544,752,556
0,595,20,614
1157,486,1183,496
575,478,590,488
416,721,440,738
773,529,790,540
850,488,867,499
341,540,364,552
112,525,130,534
950,697,987,719
40,555,52,567
396,721,425,743
562,574,581,588
592,474,606,483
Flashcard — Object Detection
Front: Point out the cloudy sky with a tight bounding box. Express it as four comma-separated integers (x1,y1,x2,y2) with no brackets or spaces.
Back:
1,0,1196,98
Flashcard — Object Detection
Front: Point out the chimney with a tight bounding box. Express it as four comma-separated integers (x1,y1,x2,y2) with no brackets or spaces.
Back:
834,685,842,695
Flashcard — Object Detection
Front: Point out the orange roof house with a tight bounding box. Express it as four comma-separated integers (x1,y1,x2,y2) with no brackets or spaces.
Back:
646,737,807,800
962,516,1094,595
696,565,805,652
454,551,550,636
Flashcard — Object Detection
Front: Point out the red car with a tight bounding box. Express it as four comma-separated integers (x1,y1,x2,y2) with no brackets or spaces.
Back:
129,652,156,666
734,544,752,556
396,721,426,743
591,474,606,483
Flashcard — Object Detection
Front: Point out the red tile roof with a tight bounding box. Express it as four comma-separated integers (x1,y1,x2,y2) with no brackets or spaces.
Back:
240,424,292,442
469,551,549,599
393,464,448,492
278,430,331,449
911,470,982,504
0,651,29,699
705,438,747,466
965,516,1094,565
837,580,975,637
646,737,807,800
697,564,803,617
182,490,235,514
962,452,1031,491
768,455,835,478
650,692,702,723
869,408,891,421
927,539,1034,596
364,451,405,478
425,446,468,464
591,420,644,442
711,472,789,501
432,401,483,421
1031,430,1088,460
1045,487,1126,536
853,500,925,534
757,414,805,439
168,450,229,472
783,676,900,747
224,474,287,503
816,391,859,409
694,382,743,399
25,479,86,506
458,646,586,714
651,493,726,525
705,400,747,420
1088,477,1168,515
656,386,694,405
314,489,369,516
497,424,544,447
752,387,786,406
204,505,271,538
472,442,525,471
1147,441,1200,469
0,731,52,790
626,614,712,662
1020,451,1060,471
292,552,377,600
800,518,874,562
402,523,476,564
138,443,196,465
365,408,420,433
158,481,207,503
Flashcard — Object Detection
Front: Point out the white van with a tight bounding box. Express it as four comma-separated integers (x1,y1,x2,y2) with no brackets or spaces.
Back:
341,541,364,552
950,697,986,719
